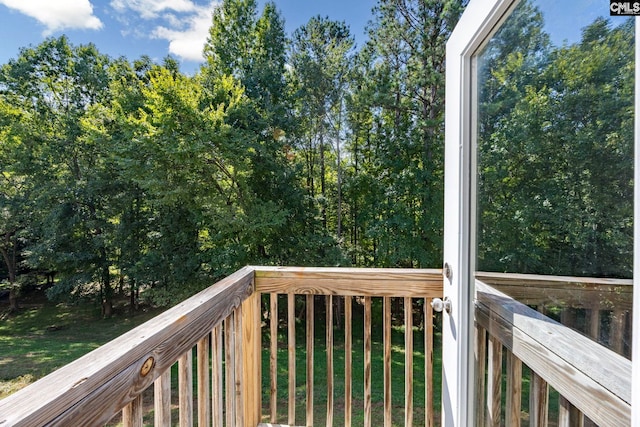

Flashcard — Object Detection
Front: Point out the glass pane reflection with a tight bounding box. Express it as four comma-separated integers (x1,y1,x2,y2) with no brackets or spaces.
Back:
475,0,634,358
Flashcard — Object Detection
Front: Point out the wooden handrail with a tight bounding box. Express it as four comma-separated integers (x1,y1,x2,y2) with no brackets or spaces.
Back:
255,267,443,427
5,266,627,426
0,266,255,427
476,271,633,309
254,266,443,297
475,279,632,426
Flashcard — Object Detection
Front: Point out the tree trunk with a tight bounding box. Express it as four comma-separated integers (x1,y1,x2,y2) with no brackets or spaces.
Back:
9,288,19,312
1,235,19,312
130,278,137,314
100,249,112,318
336,100,343,241
320,131,327,229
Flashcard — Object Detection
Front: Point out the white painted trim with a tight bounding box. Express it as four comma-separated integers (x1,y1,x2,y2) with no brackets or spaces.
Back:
632,17,640,427
443,0,520,425
446,2,639,425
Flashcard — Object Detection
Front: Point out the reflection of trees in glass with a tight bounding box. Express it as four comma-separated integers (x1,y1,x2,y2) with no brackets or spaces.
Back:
476,0,634,278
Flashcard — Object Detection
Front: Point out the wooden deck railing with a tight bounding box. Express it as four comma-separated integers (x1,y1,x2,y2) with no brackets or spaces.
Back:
0,266,443,427
254,267,443,427
1,267,632,427
475,274,633,427
0,266,260,427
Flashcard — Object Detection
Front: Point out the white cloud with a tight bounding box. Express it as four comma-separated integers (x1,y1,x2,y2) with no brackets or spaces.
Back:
111,0,216,63
151,5,213,62
0,0,102,35
110,0,199,20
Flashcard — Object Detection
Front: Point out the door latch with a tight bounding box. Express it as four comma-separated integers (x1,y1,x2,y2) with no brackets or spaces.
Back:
431,297,452,314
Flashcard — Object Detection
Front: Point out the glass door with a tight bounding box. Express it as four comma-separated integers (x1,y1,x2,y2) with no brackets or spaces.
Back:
444,0,638,425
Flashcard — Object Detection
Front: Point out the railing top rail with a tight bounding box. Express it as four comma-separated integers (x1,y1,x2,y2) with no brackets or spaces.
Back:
0,266,254,427
477,271,633,309
253,266,444,298
476,271,633,287
475,279,632,426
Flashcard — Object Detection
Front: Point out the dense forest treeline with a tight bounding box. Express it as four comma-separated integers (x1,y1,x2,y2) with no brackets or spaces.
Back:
0,0,633,314
476,4,634,279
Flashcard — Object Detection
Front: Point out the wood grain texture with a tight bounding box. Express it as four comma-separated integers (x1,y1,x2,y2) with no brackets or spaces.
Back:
404,297,414,427
254,266,442,298
306,294,314,427
424,298,434,427
476,272,632,310
288,293,296,425
154,369,171,427
529,372,548,427
364,296,372,427
211,324,223,427
344,296,353,427
505,350,521,427
476,281,631,426
241,292,261,426
326,295,334,427
383,297,392,427
178,350,193,427
474,326,487,427
225,315,235,427
233,305,245,427
197,336,211,427
0,267,254,427
270,293,278,423
122,394,143,427
486,335,502,427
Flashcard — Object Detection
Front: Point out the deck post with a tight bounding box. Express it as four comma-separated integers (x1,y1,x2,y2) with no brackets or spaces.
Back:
241,289,261,426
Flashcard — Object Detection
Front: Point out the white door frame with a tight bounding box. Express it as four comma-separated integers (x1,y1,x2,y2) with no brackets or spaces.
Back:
633,17,640,425
443,1,516,424
445,2,640,425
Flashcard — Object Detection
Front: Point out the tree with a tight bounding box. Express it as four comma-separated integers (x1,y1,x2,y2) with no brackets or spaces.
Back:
0,97,30,311
342,0,466,267
202,0,343,270
0,36,120,314
476,3,634,278
290,16,355,237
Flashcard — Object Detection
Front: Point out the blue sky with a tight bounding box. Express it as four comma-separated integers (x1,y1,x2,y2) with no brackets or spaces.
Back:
0,0,377,75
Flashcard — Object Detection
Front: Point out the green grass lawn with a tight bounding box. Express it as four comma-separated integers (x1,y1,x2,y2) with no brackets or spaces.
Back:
0,291,165,398
260,297,443,426
1,291,442,426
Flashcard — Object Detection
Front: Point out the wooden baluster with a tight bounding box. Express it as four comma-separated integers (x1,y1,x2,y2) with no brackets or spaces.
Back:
505,350,521,427
559,396,584,427
529,372,548,427
179,349,193,427
234,305,244,427
487,335,502,427
270,293,278,423
122,394,143,427
345,295,353,427
241,291,261,425
611,308,625,355
288,293,297,425
425,298,434,427
364,296,372,427
475,326,487,427
405,297,414,427
384,296,392,427
588,302,600,342
212,324,223,427
306,294,315,426
197,335,211,427
534,305,550,427
326,295,334,427
154,369,172,427
225,315,235,426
